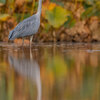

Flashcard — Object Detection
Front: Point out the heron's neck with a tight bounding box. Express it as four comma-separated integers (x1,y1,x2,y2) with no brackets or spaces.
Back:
37,0,42,15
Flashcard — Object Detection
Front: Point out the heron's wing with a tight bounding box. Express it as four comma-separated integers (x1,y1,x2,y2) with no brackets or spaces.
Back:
14,15,36,36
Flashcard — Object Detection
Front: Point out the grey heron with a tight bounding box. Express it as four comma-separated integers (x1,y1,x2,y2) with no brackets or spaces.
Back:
8,0,42,45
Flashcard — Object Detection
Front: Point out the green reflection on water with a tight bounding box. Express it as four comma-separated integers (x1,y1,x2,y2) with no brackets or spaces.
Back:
0,43,100,100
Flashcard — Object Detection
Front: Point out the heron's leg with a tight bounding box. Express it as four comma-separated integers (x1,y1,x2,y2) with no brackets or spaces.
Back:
30,35,33,46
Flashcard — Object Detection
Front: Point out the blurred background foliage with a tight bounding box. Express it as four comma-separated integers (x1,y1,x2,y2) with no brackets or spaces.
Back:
0,0,100,42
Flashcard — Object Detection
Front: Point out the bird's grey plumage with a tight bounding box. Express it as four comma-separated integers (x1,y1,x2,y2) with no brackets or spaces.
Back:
9,0,42,43
9,14,40,40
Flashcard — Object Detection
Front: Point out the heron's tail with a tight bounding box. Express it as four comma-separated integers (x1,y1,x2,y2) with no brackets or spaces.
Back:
9,30,14,40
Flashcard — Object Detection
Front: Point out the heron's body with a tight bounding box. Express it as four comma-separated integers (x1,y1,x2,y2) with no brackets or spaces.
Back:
9,0,42,45
9,13,40,40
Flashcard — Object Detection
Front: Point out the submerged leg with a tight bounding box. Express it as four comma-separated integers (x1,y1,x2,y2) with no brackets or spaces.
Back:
30,35,33,46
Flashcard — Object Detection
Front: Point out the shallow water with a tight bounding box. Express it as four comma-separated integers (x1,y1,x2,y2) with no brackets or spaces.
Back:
0,42,100,100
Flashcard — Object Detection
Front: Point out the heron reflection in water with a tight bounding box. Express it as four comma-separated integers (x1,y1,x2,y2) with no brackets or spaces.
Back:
8,48,41,100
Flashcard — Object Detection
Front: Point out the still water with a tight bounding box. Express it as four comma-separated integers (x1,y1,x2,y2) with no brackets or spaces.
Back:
0,43,100,100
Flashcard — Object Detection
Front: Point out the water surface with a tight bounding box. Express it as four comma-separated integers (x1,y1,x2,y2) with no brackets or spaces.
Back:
0,43,100,100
